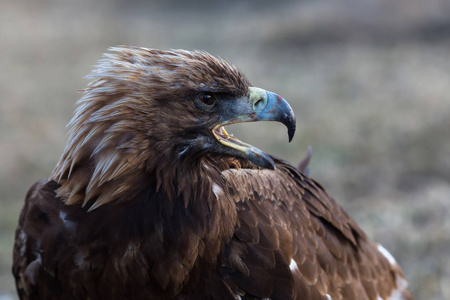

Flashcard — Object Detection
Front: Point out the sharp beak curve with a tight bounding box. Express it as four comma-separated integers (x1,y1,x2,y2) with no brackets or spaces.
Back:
249,87,296,142
212,87,296,169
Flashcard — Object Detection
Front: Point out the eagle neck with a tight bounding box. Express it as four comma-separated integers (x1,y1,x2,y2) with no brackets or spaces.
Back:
149,155,237,266
153,155,227,210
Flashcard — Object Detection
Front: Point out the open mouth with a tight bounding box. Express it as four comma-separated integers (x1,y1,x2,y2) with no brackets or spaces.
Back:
212,125,253,155
209,87,296,169
212,123,277,169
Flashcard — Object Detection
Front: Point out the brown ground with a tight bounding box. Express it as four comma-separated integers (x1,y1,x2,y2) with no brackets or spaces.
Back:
1,0,449,299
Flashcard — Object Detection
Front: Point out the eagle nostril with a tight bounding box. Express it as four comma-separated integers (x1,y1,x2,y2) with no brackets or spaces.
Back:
254,98,265,112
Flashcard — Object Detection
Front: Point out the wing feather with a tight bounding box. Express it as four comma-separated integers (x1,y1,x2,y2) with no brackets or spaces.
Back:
13,160,410,299
220,158,410,300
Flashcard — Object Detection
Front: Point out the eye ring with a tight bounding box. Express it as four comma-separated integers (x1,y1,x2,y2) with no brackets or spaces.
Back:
198,92,216,106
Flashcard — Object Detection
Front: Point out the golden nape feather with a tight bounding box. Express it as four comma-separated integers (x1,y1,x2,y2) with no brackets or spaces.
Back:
13,46,413,300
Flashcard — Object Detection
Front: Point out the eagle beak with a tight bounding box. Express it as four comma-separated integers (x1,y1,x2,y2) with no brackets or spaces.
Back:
248,87,296,142
212,87,296,169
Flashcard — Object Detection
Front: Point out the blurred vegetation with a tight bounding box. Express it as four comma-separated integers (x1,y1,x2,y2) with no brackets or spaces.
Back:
1,0,450,299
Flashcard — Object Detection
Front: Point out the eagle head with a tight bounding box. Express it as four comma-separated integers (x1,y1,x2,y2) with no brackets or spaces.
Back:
52,46,296,209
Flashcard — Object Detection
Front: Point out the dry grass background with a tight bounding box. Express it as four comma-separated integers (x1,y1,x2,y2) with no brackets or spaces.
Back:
1,0,450,299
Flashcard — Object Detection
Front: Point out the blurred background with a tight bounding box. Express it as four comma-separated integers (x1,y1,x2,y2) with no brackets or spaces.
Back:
1,0,449,299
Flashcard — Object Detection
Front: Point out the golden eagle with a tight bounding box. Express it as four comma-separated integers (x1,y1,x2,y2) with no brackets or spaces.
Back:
12,46,412,300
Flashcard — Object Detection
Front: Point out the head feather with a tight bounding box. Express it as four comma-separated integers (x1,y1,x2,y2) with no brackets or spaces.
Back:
51,46,249,209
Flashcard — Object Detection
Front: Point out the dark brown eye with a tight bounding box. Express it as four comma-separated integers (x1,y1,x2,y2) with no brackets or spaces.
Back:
198,93,216,106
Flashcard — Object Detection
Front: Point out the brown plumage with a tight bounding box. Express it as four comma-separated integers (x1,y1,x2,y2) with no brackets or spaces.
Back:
12,46,413,300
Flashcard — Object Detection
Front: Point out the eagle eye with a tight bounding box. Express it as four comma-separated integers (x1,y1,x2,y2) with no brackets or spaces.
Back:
198,92,216,106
